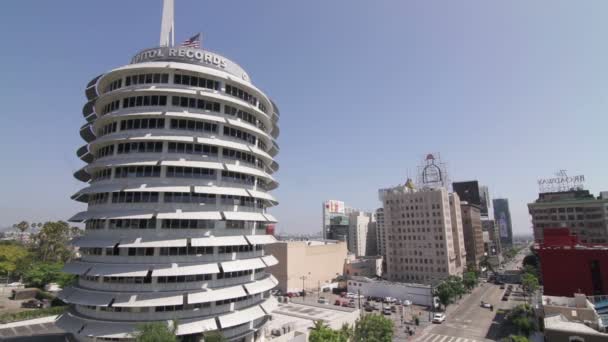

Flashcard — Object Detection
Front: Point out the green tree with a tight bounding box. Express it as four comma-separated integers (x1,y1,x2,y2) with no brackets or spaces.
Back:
12,221,29,243
134,321,177,342
30,221,79,263
203,331,227,342
339,322,353,340
23,262,72,288
504,335,530,342
435,282,455,310
507,304,536,336
353,312,393,342
463,271,478,291
309,320,347,342
521,273,539,298
0,243,31,279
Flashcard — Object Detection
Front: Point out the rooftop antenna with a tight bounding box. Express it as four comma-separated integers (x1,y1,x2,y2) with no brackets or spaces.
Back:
159,0,175,47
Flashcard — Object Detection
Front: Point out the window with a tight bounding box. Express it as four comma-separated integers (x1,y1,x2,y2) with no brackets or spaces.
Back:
108,219,156,229
122,95,167,109
125,73,169,86
91,169,112,181
111,192,160,203
167,142,218,156
128,248,154,256
225,84,258,106
223,126,256,144
117,142,163,154
220,195,256,207
101,100,120,115
105,78,123,92
174,73,219,90
96,145,115,159
99,122,118,136
159,246,213,255
217,269,253,279
115,166,161,178
164,192,216,204
157,274,211,283
224,105,257,125
169,119,217,133
222,148,256,165
218,245,253,254
88,193,109,205
85,219,105,230
120,118,165,131
166,166,215,179
161,219,215,229
221,171,254,185
170,96,220,112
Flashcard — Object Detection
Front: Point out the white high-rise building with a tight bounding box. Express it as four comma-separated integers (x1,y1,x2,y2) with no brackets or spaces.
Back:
58,4,281,341
375,208,387,259
347,211,377,257
383,186,465,283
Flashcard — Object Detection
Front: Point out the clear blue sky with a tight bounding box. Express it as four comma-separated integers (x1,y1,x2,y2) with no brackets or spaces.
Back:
1,0,607,235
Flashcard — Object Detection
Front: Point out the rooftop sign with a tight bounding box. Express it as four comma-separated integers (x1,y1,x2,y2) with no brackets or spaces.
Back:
538,170,585,193
130,47,250,82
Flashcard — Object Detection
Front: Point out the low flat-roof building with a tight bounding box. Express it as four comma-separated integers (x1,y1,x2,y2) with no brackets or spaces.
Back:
344,255,383,278
346,276,434,307
265,240,348,293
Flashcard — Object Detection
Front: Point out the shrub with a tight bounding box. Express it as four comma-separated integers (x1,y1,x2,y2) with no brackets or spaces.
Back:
0,306,66,324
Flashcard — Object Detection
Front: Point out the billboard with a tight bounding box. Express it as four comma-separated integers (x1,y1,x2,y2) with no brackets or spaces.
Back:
493,198,513,246
452,181,481,206
324,200,345,214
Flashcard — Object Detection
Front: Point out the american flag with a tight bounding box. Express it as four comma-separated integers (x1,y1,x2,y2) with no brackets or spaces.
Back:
180,33,201,48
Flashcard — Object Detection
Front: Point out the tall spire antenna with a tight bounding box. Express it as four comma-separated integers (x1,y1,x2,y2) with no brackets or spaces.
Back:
159,0,175,47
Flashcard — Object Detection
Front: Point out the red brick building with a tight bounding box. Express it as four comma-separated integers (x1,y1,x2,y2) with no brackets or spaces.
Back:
536,228,608,296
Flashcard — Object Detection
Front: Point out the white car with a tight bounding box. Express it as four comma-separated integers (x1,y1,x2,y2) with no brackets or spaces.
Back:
432,313,446,323
384,297,397,303
402,300,412,306
317,297,329,305
346,292,357,298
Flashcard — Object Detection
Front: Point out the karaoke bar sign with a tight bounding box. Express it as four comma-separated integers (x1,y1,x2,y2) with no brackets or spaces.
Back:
131,47,228,68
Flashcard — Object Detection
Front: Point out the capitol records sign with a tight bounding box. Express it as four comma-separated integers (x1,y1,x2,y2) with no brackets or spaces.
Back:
538,170,585,193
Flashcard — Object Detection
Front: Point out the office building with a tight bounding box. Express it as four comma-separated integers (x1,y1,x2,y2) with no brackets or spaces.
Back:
375,208,387,259
529,190,608,244
58,2,281,340
460,202,484,267
448,194,467,272
348,211,377,257
479,185,491,218
382,185,465,284
493,198,513,247
322,200,352,241
264,241,348,294
344,255,383,278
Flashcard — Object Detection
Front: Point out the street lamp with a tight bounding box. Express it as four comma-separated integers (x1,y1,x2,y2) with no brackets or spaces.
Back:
300,272,310,299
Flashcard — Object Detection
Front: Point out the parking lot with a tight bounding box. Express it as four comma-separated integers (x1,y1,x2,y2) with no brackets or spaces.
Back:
288,290,433,339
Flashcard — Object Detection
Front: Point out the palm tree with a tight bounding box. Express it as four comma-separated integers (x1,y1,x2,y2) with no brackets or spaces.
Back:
12,221,29,243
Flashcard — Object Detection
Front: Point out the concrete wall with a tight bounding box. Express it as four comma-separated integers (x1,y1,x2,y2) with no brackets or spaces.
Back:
346,278,433,306
265,241,348,293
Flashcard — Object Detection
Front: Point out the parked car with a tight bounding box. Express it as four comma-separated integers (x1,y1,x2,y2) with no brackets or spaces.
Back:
384,297,397,303
382,306,392,315
402,300,412,306
342,302,350,307
334,300,342,306
346,292,357,298
348,301,356,308
432,313,446,323
480,301,492,308
501,296,509,301
391,305,397,312
340,291,347,298
371,302,379,310
21,299,42,309
499,284,506,289
318,297,329,305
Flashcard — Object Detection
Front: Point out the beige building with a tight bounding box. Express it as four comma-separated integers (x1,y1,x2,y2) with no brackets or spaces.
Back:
460,202,484,268
382,186,465,284
449,194,466,274
347,211,377,257
344,255,383,278
265,240,348,293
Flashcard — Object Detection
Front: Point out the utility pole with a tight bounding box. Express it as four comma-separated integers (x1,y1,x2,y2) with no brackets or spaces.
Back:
358,289,362,317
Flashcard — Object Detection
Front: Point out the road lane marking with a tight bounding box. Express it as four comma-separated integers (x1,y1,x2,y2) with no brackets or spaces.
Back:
438,335,449,342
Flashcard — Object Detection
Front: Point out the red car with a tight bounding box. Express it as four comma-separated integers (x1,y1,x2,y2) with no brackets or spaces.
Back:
334,300,342,306
340,292,347,298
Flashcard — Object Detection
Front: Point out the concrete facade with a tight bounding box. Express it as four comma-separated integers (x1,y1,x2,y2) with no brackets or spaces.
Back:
375,208,387,259
528,190,608,244
344,255,383,278
382,186,465,284
449,193,466,274
265,241,348,293
347,211,376,257
461,202,484,268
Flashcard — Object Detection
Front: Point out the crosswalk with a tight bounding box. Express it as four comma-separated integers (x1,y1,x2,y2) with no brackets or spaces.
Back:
416,333,482,342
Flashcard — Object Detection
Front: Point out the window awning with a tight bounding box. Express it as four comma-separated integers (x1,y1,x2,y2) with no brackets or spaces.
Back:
156,211,222,220
160,160,224,170
245,235,277,245
191,235,248,247
60,287,114,306
261,255,279,267
69,211,155,222
88,264,152,277
123,184,191,193
152,263,220,277
165,111,226,123
81,321,137,338
244,275,278,295
72,237,118,248
118,237,187,248
218,305,266,329
62,262,93,275
222,212,268,222
175,316,218,335
246,190,277,203
225,164,273,180
260,296,278,314
113,292,183,308
188,285,247,304
221,258,265,273
194,186,249,197
263,213,278,222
